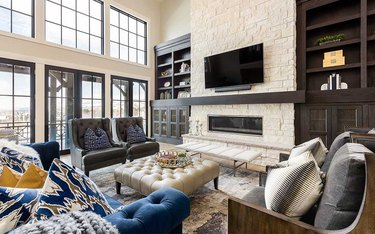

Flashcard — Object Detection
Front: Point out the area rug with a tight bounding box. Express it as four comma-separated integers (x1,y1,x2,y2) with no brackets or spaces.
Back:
90,162,259,234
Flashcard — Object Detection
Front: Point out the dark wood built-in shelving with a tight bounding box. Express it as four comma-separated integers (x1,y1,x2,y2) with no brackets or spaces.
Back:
174,71,190,77
155,34,191,100
296,0,375,147
157,62,172,68
174,85,191,89
306,14,360,31
158,87,172,91
175,58,190,63
306,38,361,52
306,63,361,73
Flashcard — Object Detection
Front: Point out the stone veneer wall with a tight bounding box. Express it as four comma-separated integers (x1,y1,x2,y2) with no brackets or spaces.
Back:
188,0,297,165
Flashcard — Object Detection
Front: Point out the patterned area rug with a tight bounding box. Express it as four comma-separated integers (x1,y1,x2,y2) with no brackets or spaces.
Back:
90,161,259,234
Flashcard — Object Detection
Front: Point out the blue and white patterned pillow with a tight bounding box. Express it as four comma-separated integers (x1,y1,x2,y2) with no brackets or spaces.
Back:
127,125,147,144
0,187,40,233
84,128,112,151
0,152,27,173
1,147,43,169
31,159,113,222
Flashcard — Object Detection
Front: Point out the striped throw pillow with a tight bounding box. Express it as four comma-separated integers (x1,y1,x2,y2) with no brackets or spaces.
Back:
265,155,324,219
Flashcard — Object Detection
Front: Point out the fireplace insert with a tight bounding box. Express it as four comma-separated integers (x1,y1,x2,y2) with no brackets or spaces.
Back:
208,115,262,135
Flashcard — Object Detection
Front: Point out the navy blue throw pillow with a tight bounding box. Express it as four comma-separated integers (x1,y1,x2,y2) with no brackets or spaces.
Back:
84,128,112,151
127,125,146,144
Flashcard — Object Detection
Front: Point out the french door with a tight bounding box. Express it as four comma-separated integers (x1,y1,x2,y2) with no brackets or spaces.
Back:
45,65,104,153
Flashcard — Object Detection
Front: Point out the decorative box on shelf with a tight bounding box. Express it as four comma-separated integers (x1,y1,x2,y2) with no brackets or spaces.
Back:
323,50,345,68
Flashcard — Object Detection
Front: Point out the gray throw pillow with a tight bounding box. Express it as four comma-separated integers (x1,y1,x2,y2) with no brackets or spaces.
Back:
314,143,372,230
320,132,351,173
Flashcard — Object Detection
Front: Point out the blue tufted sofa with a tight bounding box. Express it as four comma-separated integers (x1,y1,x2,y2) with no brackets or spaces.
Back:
105,188,190,234
26,141,190,233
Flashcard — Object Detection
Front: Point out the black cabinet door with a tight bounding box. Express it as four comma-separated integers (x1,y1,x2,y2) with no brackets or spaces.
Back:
300,104,363,147
331,105,363,137
301,105,332,146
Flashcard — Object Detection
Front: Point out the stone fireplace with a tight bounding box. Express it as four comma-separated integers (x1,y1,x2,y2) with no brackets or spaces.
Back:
186,0,297,167
208,115,262,135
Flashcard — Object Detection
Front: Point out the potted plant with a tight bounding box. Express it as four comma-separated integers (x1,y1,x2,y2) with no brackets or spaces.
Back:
316,33,345,46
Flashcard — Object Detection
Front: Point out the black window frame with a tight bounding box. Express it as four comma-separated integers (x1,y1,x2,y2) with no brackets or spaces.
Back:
45,65,105,154
0,57,35,143
109,6,148,65
111,76,148,134
44,0,104,54
0,0,35,37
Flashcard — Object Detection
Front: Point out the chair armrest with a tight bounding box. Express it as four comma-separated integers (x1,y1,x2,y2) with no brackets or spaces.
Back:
350,133,375,143
146,137,156,142
104,188,190,234
228,196,327,234
111,143,122,148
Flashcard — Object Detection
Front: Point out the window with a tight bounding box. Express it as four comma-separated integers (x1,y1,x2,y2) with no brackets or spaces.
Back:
110,6,147,65
112,76,148,130
46,66,104,152
0,58,35,143
0,0,34,37
45,0,104,54
81,74,104,118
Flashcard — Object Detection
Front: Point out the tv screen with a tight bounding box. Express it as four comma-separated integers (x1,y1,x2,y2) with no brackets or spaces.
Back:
204,43,264,89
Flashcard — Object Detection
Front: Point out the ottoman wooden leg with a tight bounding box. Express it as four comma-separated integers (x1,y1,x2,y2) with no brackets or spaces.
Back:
116,182,122,194
214,177,219,190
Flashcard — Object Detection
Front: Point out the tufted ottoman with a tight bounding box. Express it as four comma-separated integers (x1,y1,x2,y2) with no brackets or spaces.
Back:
114,156,220,196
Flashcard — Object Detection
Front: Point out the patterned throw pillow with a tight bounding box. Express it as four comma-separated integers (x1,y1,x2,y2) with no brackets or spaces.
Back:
15,164,48,189
84,128,112,151
0,187,40,233
265,157,324,219
32,159,113,222
0,166,22,187
0,152,28,173
127,125,146,144
0,147,43,173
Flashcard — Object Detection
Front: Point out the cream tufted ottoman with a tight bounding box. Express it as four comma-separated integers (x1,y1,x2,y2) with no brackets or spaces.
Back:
114,156,220,196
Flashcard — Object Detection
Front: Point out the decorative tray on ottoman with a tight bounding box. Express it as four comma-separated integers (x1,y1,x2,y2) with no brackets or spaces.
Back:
154,151,192,168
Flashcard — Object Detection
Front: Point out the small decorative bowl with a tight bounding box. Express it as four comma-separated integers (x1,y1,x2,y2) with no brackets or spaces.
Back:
154,151,192,168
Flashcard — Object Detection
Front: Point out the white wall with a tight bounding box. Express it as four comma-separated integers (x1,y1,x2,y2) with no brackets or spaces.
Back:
0,0,161,142
160,0,191,42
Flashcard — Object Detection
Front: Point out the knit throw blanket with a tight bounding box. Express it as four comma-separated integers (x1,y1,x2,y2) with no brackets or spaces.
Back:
10,211,118,234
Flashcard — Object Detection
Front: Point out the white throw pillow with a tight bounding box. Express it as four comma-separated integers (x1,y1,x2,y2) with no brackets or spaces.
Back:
265,155,324,219
368,129,375,134
289,138,328,167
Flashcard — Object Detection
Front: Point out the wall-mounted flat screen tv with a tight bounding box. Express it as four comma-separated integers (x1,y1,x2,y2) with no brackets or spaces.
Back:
204,43,264,90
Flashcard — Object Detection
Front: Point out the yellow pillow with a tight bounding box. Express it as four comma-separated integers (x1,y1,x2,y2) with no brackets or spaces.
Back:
15,164,47,189
0,165,22,187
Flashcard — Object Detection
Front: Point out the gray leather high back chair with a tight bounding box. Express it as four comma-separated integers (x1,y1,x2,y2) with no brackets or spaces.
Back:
68,118,127,176
112,117,159,161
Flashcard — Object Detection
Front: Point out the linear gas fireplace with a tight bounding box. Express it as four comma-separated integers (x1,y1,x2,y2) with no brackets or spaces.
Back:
208,115,262,135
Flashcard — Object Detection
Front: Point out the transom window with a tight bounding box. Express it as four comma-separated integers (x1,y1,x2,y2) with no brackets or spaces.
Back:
0,58,35,143
110,6,147,65
0,0,34,37
45,0,104,54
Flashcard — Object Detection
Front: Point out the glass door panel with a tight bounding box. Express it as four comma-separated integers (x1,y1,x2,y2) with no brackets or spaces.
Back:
47,70,75,150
